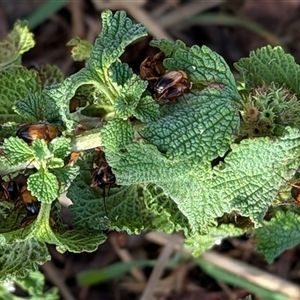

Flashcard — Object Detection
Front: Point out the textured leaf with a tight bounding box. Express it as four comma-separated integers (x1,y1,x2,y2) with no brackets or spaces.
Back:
68,172,145,234
143,184,191,234
214,127,300,225
27,170,59,204
0,20,34,69
101,119,134,152
14,92,44,121
151,38,238,98
0,137,34,166
185,224,244,257
256,210,300,263
133,95,160,122
55,229,106,253
38,64,64,87
0,68,41,122
31,139,52,166
106,144,231,232
52,166,80,194
0,238,50,281
68,37,93,61
49,136,72,160
143,90,239,161
110,62,148,119
15,271,59,299
150,38,187,56
235,46,300,97
87,11,147,77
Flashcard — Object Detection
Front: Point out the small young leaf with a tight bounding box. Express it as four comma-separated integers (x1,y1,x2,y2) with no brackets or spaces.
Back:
110,62,148,119
0,20,34,69
49,136,72,160
27,170,59,204
0,137,34,166
31,139,52,166
150,38,187,56
68,37,93,61
235,46,300,98
52,166,80,194
256,210,300,263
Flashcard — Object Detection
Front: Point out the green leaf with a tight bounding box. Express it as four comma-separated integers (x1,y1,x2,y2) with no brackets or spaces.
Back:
0,20,34,69
31,139,53,167
49,136,72,160
14,92,44,121
67,37,93,61
0,137,34,167
38,64,64,87
143,184,190,234
87,10,147,78
185,224,244,257
52,166,80,194
256,210,300,263
55,229,106,253
0,238,50,281
68,172,145,234
151,39,238,98
134,95,160,122
41,74,85,131
27,170,59,204
110,62,148,119
235,46,300,98
214,127,300,225
150,38,187,56
101,119,134,152
143,90,239,161
106,144,231,232
0,68,41,122
15,271,59,299
0,282,18,300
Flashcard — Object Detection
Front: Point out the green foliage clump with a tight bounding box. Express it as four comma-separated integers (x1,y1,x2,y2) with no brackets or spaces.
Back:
1,10,300,288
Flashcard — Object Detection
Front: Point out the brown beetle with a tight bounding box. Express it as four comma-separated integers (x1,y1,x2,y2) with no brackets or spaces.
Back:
140,51,166,82
0,180,19,202
18,185,40,215
90,162,116,189
16,124,61,144
90,149,116,214
154,70,191,101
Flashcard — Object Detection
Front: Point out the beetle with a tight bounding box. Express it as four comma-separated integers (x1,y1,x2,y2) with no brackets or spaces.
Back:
16,124,61,144
154,70,192,101
90,162,116,189
140,51,166,82
0,180,19,202
90,149,117,214
19,184,40,215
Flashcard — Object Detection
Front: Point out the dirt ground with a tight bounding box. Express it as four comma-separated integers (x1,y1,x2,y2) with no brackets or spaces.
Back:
2,0,300,299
